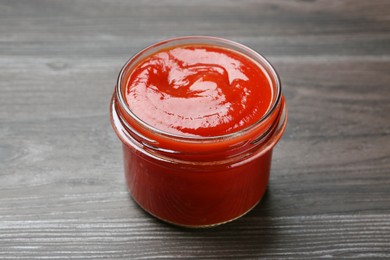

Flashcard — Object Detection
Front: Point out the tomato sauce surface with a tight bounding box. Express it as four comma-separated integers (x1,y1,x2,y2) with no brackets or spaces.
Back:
124,44,273,137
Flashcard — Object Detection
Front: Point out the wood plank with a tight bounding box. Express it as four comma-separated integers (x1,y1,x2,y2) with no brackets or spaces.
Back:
0,215,389,259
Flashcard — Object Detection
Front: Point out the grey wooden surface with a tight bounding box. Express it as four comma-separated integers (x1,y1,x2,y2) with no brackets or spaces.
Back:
1,0,390,259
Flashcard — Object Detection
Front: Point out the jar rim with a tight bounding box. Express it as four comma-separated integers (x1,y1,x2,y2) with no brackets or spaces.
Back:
116,36,282,142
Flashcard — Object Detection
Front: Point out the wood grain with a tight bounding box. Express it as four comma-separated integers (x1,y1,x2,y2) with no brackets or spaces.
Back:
1,0,389,258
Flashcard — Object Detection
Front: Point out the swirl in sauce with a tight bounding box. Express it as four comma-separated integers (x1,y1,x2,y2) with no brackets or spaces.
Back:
125,45,272,137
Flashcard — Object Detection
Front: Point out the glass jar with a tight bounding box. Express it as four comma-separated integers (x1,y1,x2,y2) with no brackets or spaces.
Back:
110,36,287,227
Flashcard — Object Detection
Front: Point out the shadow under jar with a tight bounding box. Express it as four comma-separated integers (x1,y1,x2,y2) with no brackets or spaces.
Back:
110,36,287,227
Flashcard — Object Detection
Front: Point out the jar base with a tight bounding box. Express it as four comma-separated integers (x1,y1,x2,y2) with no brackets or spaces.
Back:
129,189,267,228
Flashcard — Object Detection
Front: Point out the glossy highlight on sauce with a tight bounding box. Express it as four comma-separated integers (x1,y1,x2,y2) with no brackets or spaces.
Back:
124,45,273,137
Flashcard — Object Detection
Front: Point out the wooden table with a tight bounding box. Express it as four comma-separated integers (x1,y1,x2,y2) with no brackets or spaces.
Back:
1,0,389,258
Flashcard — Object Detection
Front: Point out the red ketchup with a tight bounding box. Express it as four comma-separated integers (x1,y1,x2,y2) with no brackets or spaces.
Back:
111,37,287,227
